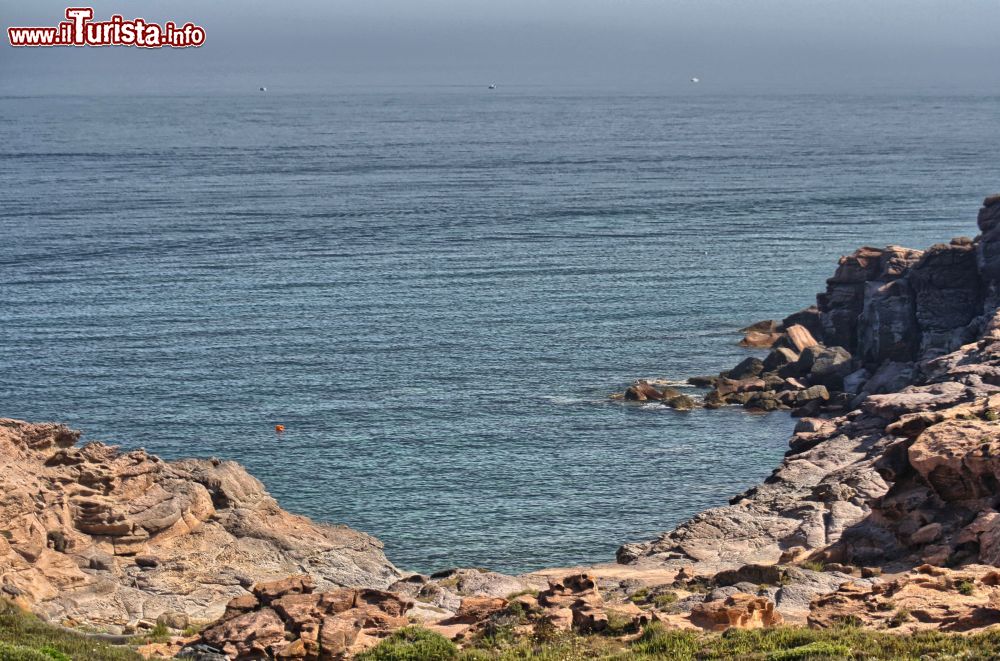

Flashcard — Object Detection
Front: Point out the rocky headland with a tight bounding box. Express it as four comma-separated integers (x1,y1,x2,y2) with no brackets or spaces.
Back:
4,195,1000,658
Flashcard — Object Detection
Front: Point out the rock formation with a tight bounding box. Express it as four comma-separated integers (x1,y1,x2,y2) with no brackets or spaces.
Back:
614,195,1000,632
0,419,400,631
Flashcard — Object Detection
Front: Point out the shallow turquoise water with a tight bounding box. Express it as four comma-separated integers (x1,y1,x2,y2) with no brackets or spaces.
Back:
2,90,998,573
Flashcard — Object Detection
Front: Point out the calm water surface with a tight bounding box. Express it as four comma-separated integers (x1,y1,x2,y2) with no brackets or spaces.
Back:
2,89,999,573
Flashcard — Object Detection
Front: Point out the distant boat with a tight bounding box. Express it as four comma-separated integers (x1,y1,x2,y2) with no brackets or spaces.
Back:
488,83,496,90
259,87,267,92
690,77,700,84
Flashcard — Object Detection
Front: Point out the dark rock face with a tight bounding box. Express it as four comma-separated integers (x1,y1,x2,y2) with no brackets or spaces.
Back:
618,196,1000,585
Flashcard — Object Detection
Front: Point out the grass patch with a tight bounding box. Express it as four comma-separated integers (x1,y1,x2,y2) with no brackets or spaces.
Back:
800,561,826,572
132,622,170,645
651,592,678,610
627,588,649,605
395,622,1000,660
357,626,459,660
0,600,140,661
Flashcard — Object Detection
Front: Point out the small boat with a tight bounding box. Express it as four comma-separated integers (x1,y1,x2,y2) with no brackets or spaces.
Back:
690,77,700,84
259,86,267,92
488,83,496,90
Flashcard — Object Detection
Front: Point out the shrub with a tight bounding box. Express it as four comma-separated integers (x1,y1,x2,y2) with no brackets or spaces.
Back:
357,626,458,661
0,600,140,661
627,588,649,604
957,580,975,596
629,622,698,658
652,592,678,609
765,640,851,660
888,608,911,628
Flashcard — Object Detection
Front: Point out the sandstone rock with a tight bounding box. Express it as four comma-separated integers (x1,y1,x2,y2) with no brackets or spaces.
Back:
740,331,783,348
809,566,1000,633
201,608,286,658
796,385,829,404
785,325,819,352
253,575,316,604
690,593,783,632
0,418,400,628
908,418,1000,501
715,378,766,396
157,611,190,630
443,596,507,624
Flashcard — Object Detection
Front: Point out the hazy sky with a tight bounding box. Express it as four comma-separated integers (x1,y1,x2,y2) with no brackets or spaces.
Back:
2,0,999,93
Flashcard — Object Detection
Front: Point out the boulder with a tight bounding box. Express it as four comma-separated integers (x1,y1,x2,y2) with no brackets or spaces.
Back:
665,394,696,411
624,381,665,401
795,385,829,404
724,357,765,380
802,346,854,390
690,594,783,632
201,609,286,659
715,378,766,396
908,418,1000,501
785,325,819,352
740,331,783,348
782,307,824,342
763,348,799,372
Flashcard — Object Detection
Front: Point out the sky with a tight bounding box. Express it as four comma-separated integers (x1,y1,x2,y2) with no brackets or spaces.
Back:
2,0,999,94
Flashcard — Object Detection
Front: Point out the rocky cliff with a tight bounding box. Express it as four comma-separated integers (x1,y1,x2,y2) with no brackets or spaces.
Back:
0,419,401,631
613,195,1000,626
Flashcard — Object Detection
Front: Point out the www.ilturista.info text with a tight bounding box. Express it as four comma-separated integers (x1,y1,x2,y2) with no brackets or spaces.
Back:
8,8,205,48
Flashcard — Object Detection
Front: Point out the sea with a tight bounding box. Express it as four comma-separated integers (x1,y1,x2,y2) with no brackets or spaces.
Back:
2,88,998,574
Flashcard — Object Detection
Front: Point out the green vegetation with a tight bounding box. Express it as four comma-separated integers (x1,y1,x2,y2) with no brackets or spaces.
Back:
956,580,975,596
628,588,649,604
800,561,826,572
356,626,459,660
358,622,1000,660
131,622,170,645
888,608,911,628
0,600,140,661
651,592,678,610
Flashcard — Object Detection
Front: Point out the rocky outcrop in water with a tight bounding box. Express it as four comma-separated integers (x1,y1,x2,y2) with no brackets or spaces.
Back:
615,195,1000,631
0,419,401,632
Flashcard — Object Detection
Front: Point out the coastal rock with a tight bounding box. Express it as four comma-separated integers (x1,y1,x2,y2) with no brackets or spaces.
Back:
785,325,819,353
724,357,765,380
618,198,1000,585
0,418,400,629
194,579,415,659
690,593,783,632
624,381,666,401
808,565,1000,632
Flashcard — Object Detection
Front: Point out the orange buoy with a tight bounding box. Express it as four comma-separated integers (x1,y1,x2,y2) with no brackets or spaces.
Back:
275,424,285,433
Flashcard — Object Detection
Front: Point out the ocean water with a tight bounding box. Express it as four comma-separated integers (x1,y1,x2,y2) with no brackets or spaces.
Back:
2,89,999,574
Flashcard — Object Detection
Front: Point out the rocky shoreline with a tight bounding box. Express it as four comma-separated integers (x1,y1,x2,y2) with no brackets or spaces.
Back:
4,195,1000,658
